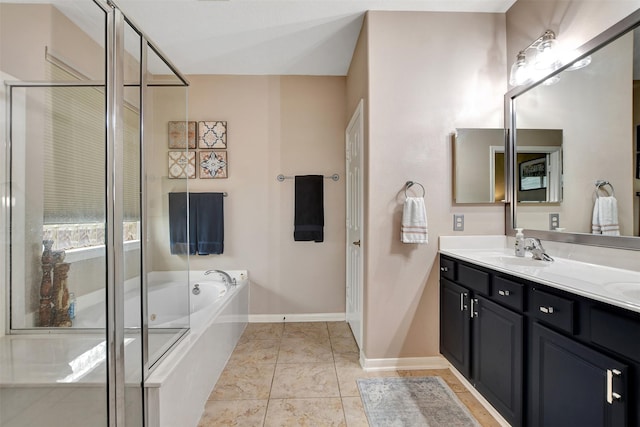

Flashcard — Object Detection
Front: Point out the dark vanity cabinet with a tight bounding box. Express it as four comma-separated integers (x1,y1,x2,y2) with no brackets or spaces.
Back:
531,322,627,427
439,258,523,426
440,254,638,427
527,286,637,427
440,278,471,377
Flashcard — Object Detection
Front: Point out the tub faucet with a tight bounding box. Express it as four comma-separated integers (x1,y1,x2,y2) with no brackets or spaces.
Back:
524,238,554,262
205,269,237,286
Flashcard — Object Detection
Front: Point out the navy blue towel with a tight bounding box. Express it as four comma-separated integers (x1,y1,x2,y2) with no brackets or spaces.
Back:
168,192,224,255
168,192,196,255
192,192,224,255
294,175,324,242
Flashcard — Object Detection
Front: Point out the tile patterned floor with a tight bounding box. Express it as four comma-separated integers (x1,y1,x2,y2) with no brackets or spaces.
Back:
197,321,501,426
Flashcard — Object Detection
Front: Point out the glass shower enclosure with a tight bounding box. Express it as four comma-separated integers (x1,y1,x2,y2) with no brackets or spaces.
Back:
1,1,190,425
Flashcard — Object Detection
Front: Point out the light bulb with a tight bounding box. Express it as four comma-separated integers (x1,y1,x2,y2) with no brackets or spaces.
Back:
535,31,560,71
509,51,532,87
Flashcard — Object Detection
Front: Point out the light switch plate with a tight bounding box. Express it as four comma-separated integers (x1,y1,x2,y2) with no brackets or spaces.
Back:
453,214,464,231
549,213,560,230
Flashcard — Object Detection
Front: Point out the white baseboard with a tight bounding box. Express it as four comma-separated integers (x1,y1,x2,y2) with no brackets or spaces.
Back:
361,355,450,372
448,364,511,427
248,313,346,323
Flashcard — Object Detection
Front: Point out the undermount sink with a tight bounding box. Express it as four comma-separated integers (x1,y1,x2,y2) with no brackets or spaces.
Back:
479,254,553,268
603,282,640,301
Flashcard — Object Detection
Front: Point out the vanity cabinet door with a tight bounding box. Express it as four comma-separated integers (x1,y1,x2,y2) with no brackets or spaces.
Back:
531,323,628,427
440,279,471,378
472,295,523,427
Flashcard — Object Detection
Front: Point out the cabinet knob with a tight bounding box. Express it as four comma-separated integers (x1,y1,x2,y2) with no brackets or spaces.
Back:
539,306,554,314
498,290,511,296
440,266,448,272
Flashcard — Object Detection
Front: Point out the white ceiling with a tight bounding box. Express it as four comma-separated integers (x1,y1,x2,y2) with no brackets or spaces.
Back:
49,0,517,76
116,0,517,76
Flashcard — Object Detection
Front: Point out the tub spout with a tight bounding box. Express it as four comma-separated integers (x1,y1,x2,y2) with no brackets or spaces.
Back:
204,269,237,286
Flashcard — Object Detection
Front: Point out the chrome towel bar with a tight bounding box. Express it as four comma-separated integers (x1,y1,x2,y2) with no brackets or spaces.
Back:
277,174,339,182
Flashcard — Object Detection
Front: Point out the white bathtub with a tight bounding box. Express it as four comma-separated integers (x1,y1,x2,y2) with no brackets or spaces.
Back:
0,270,248,427
73,271,240,330
145,270,249,427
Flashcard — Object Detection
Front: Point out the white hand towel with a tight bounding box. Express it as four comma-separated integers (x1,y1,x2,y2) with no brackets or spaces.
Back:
401,197,428,244
592,196,620,236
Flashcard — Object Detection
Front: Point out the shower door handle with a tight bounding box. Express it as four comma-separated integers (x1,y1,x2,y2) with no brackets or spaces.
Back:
352,240,361,247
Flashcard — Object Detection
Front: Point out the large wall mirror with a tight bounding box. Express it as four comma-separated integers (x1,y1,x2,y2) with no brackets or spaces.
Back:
506,8,640,249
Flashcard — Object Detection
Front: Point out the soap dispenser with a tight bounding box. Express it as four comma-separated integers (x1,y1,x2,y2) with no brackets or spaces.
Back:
515,228,525,257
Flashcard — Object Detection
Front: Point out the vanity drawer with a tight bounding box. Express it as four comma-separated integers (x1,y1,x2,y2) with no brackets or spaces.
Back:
590,308,640,363
457,264,490,295
491,276,524,312
440,257,456,281
531,289,575,334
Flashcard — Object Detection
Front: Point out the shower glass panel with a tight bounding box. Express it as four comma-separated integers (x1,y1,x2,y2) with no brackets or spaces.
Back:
123,19,144,426
1,2,110,425
1,1,190,425
145,43,190,369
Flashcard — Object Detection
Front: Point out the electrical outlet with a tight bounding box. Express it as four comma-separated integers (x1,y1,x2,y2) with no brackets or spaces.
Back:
549,213,560,230
453,214,464,231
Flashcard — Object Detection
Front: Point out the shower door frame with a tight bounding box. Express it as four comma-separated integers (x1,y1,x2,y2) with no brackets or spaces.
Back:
3,1,190,425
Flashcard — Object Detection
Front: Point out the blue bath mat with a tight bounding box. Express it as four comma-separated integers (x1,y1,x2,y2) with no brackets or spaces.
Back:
357,376,481,427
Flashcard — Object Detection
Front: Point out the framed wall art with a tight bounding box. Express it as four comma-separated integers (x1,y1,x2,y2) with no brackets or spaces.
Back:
168,121,196,149
168,151,196,179
199,151,228,179
198,121,227,149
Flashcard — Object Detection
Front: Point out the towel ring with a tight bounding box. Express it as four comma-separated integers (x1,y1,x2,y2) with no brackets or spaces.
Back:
594,180,614,198
405,181,425,198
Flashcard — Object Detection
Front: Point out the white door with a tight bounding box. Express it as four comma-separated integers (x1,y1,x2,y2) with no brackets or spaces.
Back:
346,100,364,350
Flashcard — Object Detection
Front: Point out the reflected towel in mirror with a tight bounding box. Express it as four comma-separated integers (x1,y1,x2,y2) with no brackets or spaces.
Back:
592,196,620,236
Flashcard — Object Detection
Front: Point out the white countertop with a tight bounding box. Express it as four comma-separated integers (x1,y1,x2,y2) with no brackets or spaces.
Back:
440,236,640,314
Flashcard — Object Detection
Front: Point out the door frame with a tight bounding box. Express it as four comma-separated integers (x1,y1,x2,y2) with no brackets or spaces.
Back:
345,99,364,350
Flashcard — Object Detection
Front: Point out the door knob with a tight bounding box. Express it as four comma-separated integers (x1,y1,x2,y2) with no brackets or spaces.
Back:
352,240,361,246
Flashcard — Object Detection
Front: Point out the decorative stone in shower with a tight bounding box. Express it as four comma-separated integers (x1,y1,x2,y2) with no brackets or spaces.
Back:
38,241,72,327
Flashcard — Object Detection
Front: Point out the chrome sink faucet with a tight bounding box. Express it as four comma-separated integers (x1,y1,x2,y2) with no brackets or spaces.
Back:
524,238,554,262
205,269,237,286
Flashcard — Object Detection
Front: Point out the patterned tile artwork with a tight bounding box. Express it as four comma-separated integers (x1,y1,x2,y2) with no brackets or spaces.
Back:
168,151,196,179
199,151,228,179
168,121,197,149
198,121,227,149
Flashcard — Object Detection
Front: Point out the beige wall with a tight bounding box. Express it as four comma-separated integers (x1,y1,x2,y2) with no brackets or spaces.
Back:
357,11,507,360
149,75,347,316
0,4,104,81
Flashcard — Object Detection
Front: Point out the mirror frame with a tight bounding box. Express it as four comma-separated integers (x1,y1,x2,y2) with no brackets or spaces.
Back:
504,8,640,250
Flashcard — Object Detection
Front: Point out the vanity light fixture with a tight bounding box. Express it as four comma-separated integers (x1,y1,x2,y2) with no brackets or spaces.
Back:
508,29,589,87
